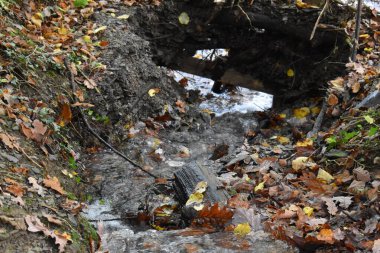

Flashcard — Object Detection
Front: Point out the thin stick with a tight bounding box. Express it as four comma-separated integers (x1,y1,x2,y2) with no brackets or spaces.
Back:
307,99,328,138
351,0,363,61
64,59,158,178
310,0,330,40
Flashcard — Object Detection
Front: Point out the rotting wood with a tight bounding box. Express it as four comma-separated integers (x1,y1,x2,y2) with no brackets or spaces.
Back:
174,162,229,217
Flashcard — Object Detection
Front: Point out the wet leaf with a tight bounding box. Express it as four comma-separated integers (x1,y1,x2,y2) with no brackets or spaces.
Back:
194,181,208,194
287,68,295,77
148,88,160,97
293,107,310,118
186,192,204,206
43,176,66,195
234,223,251,237
178,12,190,25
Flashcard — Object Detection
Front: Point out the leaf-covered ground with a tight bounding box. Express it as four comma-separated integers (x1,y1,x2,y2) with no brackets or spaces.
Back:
0,0,379,252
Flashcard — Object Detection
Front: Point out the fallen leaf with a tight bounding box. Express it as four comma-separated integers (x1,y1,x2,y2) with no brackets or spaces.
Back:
293,107,310,118
322,197,338,215
28,177,46,196
4,178,24,197
306,218,327,227
0,132,20,150
42,213,63,225
296,138,313,147
329,77,345,92
296,0,319,8
234,223,251,237
31,13,43,27
186,192,204,206
317,169,334,183
71,102,94,108
83,79,97,89
287,68,295,77
117,14,130,19
179,12,190,25
292,157,316,171
51,230,71,253
254,182,264,192
351,82,360,93
43,176,66,195
148,88,160,97
277,136,290,144
317,228,334,244
56,103,72,127
303,206,314,217
332,196,352,209
0,215,26,230
327,93,339,106
194,181,208,194
373,239,380,253
353,167,371,182
93,25,107,34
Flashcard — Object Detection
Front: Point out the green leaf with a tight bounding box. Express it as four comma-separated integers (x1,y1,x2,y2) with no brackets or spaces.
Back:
74,0,88,8
341,131,358,143
369,126,378,137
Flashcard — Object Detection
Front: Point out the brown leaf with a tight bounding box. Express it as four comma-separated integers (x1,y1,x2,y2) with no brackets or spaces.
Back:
84,79,97,89
373,239,380,253
74,89,84,102
0,215,27,230
327,93,339,106
321,197,338,215
71,102,94,108
60,199,86,214
353,167,371,182
43,213,63,225
51,230,71,253
56,103,72,127
351,82,360,93
25,215,50,236
28,177,46,196
4,178,25,197
175,100,186,113
0,132,21,150
11,167,29,175
43,176,66,195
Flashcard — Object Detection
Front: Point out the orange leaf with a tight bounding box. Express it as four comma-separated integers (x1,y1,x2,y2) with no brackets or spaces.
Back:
316,228,334,244
43,176,66,195
56,103,72,127
327,93,339,106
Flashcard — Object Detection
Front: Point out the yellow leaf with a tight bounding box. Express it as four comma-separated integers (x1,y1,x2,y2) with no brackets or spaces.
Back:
293,107,310,119
303,206,314,217
152,224,165,231
94,26,107,34
254,182,264,192
296,0,319,8
311,107,321,115
186,192,204,206
277,136,290,144
234,223,251,237
287,68,295,77
296,138,313,147
83,35,92,43
317,169,334,183
58,27,69,35
148,88,160,97
194,181,208,194
178,12,190,25
359,34,370,39
193,53,202,59
364,115,374,124
117,14,130,19
279,113,287,119
292,156,315,171
31,13,43,27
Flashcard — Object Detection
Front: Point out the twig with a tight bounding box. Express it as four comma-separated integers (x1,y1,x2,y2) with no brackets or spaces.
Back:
351,0,363,61
310,0,330,40
21,148,44,169
64,58,158,179
307,99,328,138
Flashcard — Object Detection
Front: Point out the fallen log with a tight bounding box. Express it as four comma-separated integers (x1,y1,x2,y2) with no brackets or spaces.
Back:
173,162,229,218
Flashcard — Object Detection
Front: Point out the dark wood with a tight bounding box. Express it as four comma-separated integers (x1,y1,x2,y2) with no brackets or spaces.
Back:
173,162,229,206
